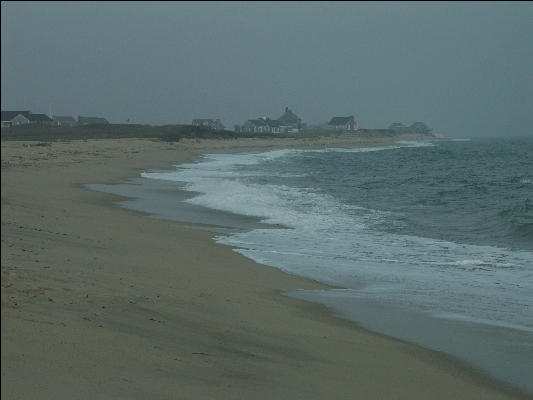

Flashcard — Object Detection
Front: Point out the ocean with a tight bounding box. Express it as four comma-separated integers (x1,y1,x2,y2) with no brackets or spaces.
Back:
88,137,533,394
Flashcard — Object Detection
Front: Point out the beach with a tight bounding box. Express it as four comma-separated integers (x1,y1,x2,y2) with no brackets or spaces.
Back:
1,137,528,399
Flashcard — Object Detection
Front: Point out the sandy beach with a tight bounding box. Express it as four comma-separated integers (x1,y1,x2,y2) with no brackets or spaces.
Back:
1,136,529,399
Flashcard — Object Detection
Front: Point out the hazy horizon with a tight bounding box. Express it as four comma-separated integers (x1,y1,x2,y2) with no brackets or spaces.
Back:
2,2,532,137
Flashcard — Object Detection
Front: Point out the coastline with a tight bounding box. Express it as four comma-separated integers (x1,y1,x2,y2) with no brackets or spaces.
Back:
2,137,529,399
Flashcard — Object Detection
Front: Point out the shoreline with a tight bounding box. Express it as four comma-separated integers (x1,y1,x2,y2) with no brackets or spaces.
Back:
93,138,533,395
2,137,529,399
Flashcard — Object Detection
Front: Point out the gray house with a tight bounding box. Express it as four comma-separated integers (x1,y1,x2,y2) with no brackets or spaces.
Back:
388,122,406,132
388,122,432,135
53,115,77,127
1,110,31,127
328,116,358,132
240,118,269,133
192,118,225,130
238,117,284,134
27,113,55,125
277,107,303,131
409,122,432,134
78,116,110,126
236,107,304,134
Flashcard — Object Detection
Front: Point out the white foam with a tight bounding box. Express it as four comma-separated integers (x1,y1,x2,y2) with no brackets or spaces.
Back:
316,141,434,153
395,140,436,148
142,147,533,330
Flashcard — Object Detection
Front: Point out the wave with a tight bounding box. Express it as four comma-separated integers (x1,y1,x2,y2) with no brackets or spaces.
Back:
432,313,533,333
320,140,435,153
142,146,533,331
498,199,533,242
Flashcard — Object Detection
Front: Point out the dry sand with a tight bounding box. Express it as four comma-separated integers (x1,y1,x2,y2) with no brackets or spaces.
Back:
1,137,529,399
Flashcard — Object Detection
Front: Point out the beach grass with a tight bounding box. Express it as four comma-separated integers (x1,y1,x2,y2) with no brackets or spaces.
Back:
1,123,434,143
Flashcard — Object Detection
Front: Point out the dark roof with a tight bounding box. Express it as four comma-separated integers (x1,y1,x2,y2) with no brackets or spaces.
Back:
410,122,429,128
28,113,54,122
1,110,31,121
78,116,109,125
277,107,301,125
389,122,405,128
328,116,354,125
53,115,76,122
246,119,267,127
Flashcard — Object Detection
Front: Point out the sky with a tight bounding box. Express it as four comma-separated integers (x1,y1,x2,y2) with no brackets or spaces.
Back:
2,1,532,137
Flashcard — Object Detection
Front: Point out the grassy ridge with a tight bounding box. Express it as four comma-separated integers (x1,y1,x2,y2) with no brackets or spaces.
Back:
0,124,270,142
1,123,429,142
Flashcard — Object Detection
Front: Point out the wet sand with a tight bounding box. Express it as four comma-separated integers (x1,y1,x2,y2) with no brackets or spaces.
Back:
2,137,528,399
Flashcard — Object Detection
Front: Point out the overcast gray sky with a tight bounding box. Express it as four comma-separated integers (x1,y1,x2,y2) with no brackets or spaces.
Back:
2,2,532,137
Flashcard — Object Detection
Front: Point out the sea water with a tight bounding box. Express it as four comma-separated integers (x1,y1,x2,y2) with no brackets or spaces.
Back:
92,138,533,393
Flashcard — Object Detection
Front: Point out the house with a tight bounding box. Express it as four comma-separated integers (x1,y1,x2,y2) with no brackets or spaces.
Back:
388,122,406,133
267,119,282,134
1,110,31,127
78,116,110,126
236,107,304,134
192,118,225,130
27,113,55,125
2,110,55,127
277,107,303,131
409,122,432,134
238,117,284,134
240,118,269,133
53,115,77,127
388,122,432,135
328,116,358,132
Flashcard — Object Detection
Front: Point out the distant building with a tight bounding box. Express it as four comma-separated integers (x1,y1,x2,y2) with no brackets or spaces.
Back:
53,115,77,127
388,122,432,135
267,119,282,134
27,113,55,125
409,122,432,134
277,107,303,131
388,122,406,133
327,116,358,132
78,116,110,126
239,117,279,134
1,110,31,127
1,110,54,127
240,118,266,133
192,118,225,130
236,107,304,134
240,117,290,134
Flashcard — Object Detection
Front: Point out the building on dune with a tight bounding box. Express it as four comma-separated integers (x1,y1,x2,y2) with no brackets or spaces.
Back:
27,113,55,125
388,122,432,135
1,110,31,127
276,107,304,131
78,116,110,126
235,107,304,134
2,110,54,127
327,116,358,132
53,115,77,127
